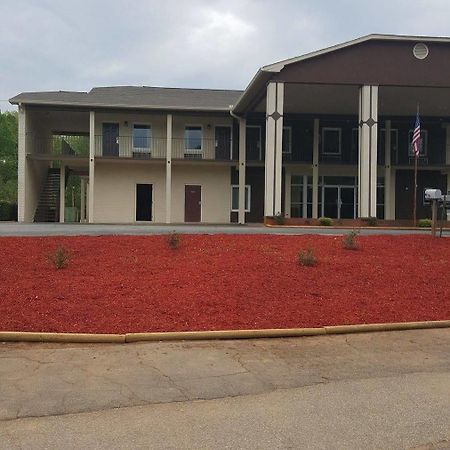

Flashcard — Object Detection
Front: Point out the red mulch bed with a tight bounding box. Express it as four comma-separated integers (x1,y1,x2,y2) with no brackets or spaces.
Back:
0,235,449,334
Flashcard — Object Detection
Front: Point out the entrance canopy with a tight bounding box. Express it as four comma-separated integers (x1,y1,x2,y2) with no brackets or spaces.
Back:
232,34,450,115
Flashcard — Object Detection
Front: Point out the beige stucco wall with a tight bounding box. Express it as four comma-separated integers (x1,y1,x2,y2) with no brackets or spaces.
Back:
171,164,231,223
18,107,51,222
93,161,231,223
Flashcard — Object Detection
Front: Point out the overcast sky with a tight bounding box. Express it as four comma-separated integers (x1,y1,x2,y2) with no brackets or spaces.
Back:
1,0,450,111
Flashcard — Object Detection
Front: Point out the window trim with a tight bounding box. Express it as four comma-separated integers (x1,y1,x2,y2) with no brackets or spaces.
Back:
321,127,342,155
408,129,428,156
282,126,292,154
184,125,203,154
132,123,152,153
231,184,251,212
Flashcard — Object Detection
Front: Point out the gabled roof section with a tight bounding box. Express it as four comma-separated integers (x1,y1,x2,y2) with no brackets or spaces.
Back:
10,86,243,112
232,33,450,114
261,33,450,72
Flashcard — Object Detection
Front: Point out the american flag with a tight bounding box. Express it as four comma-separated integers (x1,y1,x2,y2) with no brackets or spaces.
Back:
412,112,421,157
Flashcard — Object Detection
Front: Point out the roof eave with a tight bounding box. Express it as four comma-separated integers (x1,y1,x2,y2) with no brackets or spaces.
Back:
8,99,233,113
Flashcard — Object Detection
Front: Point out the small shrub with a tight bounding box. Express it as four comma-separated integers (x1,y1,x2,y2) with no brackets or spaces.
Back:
362,216,377,227
272,212,285,225
297,248,317,267
418,218,432,228
342,230,359,250
167,231,180,250
318,217,333,226
48,246,70,269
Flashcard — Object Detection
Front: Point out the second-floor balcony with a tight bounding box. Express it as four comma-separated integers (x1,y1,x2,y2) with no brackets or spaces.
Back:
25,133,450,167
94,135,234,160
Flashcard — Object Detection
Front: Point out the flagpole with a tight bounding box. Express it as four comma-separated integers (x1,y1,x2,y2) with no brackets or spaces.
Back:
413,103,419,227
413,150,418,227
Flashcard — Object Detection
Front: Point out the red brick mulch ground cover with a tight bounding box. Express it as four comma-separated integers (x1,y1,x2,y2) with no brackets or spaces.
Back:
0,235,449,334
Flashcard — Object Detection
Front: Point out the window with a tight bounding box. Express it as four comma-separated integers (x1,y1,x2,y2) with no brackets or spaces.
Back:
290,176,303,218
408,129,428,156
282,126,292,154
184,126,202,151
322,128,341,155
133,125,151,151
377,177,385,219
231,185,251,212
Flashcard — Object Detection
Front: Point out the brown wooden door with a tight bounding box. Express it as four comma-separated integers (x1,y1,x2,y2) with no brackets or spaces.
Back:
184,185,201,222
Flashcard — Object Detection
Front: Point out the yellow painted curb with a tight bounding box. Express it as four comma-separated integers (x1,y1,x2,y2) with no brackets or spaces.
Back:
324,320,450,335
1,320,449,344
0,332,126,343
125,327,325,342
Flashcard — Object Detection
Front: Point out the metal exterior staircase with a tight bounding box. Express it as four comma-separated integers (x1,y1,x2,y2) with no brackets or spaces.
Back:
34,168,60,222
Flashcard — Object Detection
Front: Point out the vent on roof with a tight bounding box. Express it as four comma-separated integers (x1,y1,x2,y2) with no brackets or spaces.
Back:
413,43,429,60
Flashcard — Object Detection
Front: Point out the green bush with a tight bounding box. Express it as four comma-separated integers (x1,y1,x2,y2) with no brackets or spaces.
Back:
418,218,432,228
0,202,17,221
48,246,71,270
297,249,317,267
342,230,359,250
271,213,285,225
361,217,377,227
318,217,333,226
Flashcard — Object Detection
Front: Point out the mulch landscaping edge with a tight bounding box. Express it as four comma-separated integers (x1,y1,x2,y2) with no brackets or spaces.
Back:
1,320,450,343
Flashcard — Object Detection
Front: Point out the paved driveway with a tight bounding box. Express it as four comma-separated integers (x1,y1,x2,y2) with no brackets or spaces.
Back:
0,329,449,449
0,222,447,236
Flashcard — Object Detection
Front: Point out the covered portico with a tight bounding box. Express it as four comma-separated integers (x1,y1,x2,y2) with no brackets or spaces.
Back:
232,34,450,222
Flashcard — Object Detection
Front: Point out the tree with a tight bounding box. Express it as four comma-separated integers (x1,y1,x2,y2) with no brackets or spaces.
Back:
0,111,18,203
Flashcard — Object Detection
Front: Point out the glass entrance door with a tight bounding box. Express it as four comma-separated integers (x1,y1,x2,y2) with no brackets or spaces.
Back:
323,186,339,218
322,185,355,219
340,187,355,219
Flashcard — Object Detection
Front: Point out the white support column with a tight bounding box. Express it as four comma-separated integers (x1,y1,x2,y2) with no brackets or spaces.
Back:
88,111,95,223
59,163,65,223
165,113,173,223
86,182,90,222
17,105,27,222
358,85,378,218
264,81,284,217
302,174,308,218
284,168,291,218
238,117,246,224
80,177,86,222
384,119,393,220
312,118,320,219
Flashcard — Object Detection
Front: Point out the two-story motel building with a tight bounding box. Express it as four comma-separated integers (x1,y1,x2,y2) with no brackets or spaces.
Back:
10,34,450,224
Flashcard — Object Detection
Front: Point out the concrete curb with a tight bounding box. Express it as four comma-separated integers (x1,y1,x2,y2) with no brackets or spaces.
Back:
265,223,450,231
1,320,449,344
0,332,126,343
125,327,325,342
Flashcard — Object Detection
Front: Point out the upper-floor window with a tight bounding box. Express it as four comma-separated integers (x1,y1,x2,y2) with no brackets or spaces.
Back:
322,128,341,155
185,126,202,151
408,129,428,156
282,126,292,154
133,124,151,151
